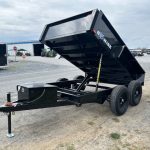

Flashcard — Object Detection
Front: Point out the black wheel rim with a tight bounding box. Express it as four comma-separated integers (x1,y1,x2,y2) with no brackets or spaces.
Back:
134,86,142,103
116,91,129,115
119,93,128,108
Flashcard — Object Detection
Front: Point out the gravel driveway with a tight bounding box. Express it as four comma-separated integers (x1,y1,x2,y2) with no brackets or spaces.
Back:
0,56,149,150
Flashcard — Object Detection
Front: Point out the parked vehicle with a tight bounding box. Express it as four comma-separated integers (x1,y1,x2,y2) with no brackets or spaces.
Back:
147,52,150,55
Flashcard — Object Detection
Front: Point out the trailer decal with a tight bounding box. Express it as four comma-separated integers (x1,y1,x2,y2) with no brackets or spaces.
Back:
97,30,112,49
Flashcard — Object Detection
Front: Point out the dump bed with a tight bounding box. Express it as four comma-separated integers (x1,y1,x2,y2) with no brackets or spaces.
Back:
40,9,145,85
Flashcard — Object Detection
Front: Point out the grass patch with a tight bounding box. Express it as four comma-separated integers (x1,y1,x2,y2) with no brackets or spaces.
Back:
123,143,130,148
58,143,64,147
94,115,98,118
122,133,127,136
110,132,121,140
66,144,75,150
87,121,95,126
112,117,120,122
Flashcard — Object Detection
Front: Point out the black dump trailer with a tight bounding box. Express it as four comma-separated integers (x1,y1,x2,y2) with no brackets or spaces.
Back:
33,43,44,56
0,44,7,68
0,9,145,137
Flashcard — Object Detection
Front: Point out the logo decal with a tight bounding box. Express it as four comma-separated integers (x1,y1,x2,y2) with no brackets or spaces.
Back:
96,30,112,49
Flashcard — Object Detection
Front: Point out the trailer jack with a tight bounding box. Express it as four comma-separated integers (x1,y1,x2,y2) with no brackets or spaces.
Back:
6,93,14,138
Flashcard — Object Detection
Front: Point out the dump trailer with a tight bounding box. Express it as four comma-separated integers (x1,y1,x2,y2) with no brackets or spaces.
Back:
0,9,145,137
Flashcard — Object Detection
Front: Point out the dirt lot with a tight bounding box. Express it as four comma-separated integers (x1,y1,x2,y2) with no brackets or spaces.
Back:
0,56,149,150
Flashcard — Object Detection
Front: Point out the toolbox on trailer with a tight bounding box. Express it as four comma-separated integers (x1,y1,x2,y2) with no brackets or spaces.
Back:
17,83,57,103
0,9,145,137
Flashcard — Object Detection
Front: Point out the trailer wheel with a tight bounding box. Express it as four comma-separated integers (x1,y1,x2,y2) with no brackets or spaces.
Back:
56,78,70,88
72,75,85,90
110,85,129,116
128,80,142,106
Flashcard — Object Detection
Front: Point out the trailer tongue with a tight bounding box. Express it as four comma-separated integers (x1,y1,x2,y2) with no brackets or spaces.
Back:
0,9,145,137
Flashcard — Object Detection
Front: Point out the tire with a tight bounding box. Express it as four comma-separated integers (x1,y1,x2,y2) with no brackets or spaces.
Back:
110,85,129,116
72,75,86,90
128,80,142,106
56,78,70,88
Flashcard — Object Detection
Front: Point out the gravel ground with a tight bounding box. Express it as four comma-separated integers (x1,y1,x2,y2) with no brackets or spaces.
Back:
0,55,150,150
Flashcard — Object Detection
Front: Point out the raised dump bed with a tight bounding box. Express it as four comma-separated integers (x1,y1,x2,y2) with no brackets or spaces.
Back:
40,9,145,85
0,9,145,137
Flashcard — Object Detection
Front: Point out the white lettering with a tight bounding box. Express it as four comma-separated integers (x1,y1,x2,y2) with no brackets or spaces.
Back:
96,30,112,49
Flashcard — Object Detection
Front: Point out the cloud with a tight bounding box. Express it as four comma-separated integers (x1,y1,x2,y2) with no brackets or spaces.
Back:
0,0,149,48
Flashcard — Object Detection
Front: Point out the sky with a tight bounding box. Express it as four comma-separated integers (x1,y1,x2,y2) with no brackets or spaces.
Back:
0,0,150,49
